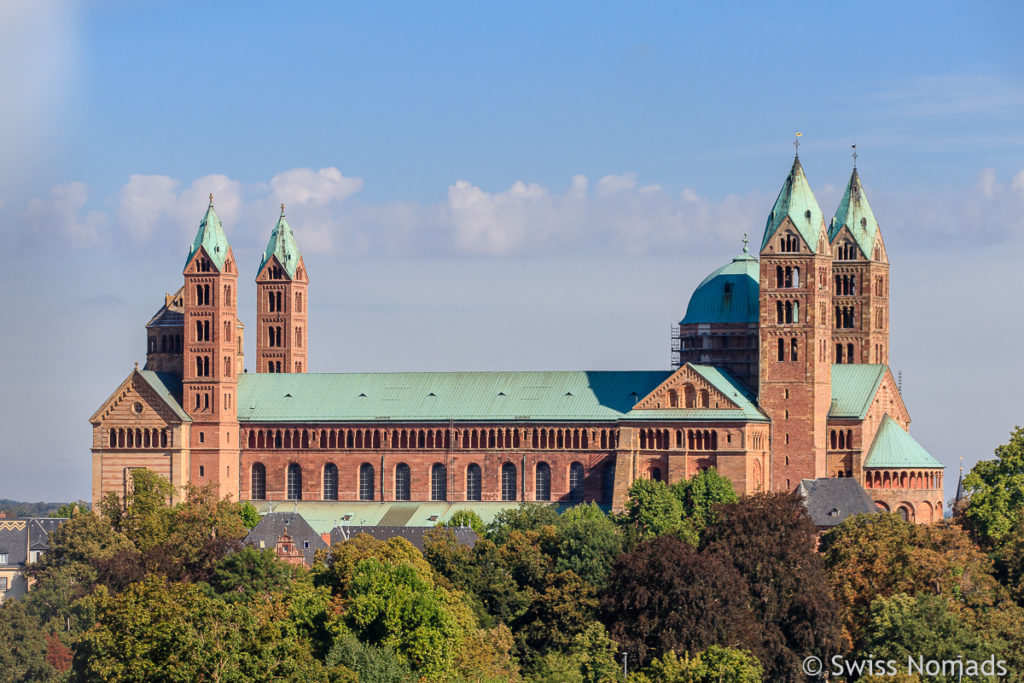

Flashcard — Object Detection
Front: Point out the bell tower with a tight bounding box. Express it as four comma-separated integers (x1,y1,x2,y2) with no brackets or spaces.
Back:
256,205,309,373
758,154,832,491
182,195,240,499
829,159,889,365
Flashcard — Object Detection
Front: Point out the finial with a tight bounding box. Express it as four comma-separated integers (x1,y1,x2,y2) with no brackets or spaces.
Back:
281,203,285,217
851,144,858,169
742,232,749,254
134,361,139,370
959,454,964,473
793,132,802,157
209,193,214,207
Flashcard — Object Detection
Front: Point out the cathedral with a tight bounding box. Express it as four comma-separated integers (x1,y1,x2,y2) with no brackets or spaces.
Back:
89,154,945,523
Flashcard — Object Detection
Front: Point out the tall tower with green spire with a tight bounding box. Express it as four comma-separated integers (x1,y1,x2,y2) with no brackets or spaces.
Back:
829,162,889,364
758,154,833,491
182,195,240,500
256,205,309,373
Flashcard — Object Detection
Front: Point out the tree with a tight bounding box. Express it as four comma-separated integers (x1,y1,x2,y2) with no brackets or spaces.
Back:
962,426,1024,546
325,630,412,682
0,600,56,683
820,512,1000,644
700,492,844,681
672,467,738,531
487,503,560,545
630,646,764,683
619,478,690,541
553,503,623,589
207,547,300,602
238,501,261,530
442,509,486,536
74,577,329,681
992,513,1024,607
602,534,759,667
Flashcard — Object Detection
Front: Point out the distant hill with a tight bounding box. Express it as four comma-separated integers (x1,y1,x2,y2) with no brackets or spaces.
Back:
0,499,90,518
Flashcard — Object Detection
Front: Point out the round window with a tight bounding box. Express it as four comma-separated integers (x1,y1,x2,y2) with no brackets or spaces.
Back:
133,402,143,414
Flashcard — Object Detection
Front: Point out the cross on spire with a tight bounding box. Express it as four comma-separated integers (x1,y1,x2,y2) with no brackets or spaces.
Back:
209,193,214,206
281,203,286,216
793,132,802,157
852,144,858,169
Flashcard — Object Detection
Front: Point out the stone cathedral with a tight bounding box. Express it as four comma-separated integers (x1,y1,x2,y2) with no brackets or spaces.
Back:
90,154,945,523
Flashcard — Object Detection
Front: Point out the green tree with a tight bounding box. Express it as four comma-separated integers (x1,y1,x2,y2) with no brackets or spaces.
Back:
553,503,623,589
532,621,621,683
672,466,738,531
207,547,300,602
74,577,329,681
325,630,413,682
442,508,486,536
962,426,1024,546
238,501,261,529
630,646,763,683
487,502,560,545
0,600,56,683
992,513,1024,607
619,478,689,541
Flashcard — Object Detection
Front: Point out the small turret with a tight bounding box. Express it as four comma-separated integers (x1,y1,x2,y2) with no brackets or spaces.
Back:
256,205,309,373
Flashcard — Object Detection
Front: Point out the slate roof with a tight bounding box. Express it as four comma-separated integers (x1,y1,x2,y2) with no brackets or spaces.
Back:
235,365,765,424
330,526,479,551
797,478,877,528
864,416,943,469
260,212,303,279
679,250,760,325
830,168,880,258
185,202,231,272
760,157,825,252
0,518,66,567
243,512,327,566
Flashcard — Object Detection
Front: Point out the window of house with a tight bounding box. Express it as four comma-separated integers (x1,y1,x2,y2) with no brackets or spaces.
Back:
501,463,517,501
466,464,482,501
0,553,8,564
431,463,448,501
0,577,7,591
395,463,411,501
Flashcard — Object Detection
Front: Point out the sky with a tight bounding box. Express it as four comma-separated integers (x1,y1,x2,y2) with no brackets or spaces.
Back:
1,1,1022,502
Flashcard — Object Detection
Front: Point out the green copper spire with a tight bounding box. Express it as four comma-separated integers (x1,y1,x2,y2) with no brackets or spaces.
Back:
760,157,824,252
260,204,302,279
185,194,231,271
830,167,880,259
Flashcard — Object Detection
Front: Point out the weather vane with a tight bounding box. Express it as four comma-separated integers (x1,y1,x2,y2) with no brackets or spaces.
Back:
281,202,286,216
852,144,858,169
794,132,802,157
209,193,214,206
742,232,749,254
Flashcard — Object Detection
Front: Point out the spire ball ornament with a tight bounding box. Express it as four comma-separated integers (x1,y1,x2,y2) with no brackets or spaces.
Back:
793,132,802,157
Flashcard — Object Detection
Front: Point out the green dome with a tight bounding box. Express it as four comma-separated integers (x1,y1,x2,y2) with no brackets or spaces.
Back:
680,251,760,325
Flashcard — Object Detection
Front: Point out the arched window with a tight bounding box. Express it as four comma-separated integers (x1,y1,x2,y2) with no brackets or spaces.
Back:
698,389,709,408
791,337,798,361
601,463,617,502
323,463,338,500
535,462,551,501
501,463,517,501
668,389,678,408
466,464,482,501
251,463,266,500
776,300,784,323
286,463,302,500
431,463,447,501
683,384,696,408
395,463,411,501
569,462,584,501
897,506,909,522
649,467,662,482
778,338,785,362
359,463,375,501
847,343,854,364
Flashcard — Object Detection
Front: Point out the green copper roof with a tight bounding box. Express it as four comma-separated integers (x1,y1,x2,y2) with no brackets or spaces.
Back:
237,371,673,423
830,168,879,258
680,249,760,325
186,201,231,272
829,364,887,419
864,416,943,469
138,370,190,422
760,157,825,252
260,211,302,279
625,365,767,422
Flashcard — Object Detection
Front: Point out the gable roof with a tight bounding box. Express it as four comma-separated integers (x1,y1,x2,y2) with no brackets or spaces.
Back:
830,168,880,258
627,364,767,422
829,364,887,419
0,518,66,566
185,201,231,272
864,415,944,469
243,512,327,565
679,250,760,325
330,526,479,551
137,370,190,422
760,157,825,252
260,212,303,279
237,370,674,423
797,478,878,527
249,501,555,532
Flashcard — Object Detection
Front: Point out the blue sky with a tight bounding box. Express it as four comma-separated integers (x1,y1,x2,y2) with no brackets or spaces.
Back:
1,1,1022,501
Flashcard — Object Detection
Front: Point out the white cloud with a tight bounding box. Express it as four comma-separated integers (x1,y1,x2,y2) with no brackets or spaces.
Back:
269,167,362,207
23,182,106,247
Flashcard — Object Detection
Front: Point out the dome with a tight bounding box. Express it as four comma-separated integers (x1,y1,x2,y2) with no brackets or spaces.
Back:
680,251,760,325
